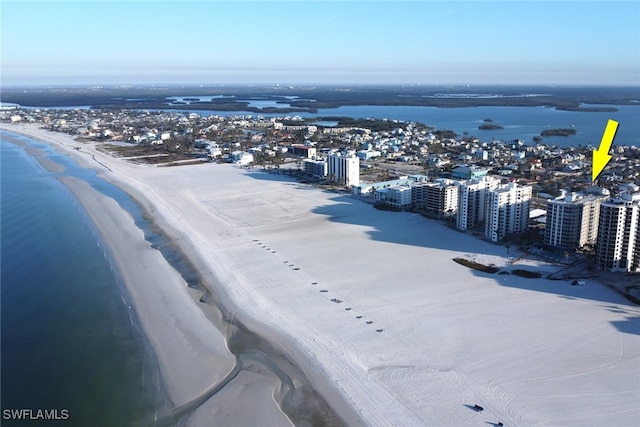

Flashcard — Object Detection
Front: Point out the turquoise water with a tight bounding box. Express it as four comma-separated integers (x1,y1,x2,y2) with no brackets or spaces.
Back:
1,136,161,426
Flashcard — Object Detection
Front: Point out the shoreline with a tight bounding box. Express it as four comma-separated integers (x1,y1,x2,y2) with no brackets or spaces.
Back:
2,123,638,426
1,126,343,425
57,176,236,405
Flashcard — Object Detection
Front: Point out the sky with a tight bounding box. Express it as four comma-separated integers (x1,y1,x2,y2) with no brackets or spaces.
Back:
1,0,639,87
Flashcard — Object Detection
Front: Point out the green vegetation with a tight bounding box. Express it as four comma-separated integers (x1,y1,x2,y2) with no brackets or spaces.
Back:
540,128,577,137
624,285,640,305
316,117,431,133
452,258,500,274
373,202,402,212
433,129,457,140
2,85,637,112
511,269,542,278
479,123,504,130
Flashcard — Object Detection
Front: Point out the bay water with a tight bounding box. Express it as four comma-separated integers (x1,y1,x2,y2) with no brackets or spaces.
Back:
29,101,640,147
161,103,640,147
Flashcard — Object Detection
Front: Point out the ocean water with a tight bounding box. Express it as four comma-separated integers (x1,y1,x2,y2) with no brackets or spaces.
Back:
0,132,343,426
1,136,161,426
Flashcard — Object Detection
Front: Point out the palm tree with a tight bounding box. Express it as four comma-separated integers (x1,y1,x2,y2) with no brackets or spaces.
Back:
272,151,284,169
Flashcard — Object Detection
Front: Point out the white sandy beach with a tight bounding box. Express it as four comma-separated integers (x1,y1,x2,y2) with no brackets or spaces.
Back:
3,123,639,426
59,176,237,407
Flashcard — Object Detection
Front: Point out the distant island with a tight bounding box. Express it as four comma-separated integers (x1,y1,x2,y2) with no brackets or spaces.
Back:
479,119,504,130
540,128,577,137
1,85,638,114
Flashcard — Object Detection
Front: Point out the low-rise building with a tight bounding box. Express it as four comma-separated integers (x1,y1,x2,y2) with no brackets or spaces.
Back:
452,165,489,180
231,151,254,165
353,175,428,196
356,149,382,160
375,185,412,209
290,144,316,159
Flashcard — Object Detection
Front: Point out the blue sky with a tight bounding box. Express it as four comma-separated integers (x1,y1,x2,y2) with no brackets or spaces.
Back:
2,1,639,86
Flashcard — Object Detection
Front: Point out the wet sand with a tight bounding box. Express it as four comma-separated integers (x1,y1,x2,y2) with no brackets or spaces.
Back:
2,125,341,426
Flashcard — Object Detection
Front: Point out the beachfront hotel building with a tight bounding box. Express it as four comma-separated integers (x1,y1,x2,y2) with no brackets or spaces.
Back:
595,193,640,272
327,152,359,187
456,176,501,231
484,182,532,242
544,188,609,251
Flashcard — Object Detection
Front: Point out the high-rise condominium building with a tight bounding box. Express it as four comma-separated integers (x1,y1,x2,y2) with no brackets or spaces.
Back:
595,193,640,272
456,176,501,231
327,153,359,187
544,189,608,251
413,179,459,217
303,158,328,179
485,182,532,242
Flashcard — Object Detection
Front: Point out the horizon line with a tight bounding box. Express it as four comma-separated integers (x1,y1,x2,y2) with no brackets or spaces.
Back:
3,82,640,89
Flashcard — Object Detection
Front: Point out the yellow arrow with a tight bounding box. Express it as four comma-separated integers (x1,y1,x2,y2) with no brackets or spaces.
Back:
592,119,618,182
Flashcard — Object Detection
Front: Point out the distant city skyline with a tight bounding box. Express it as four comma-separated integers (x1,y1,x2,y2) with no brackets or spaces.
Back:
2,1,639,87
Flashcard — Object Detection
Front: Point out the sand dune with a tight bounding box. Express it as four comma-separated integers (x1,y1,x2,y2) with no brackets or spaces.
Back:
3,123,639,426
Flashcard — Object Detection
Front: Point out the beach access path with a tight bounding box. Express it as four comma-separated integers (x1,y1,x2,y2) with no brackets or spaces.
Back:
3,123,639,426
